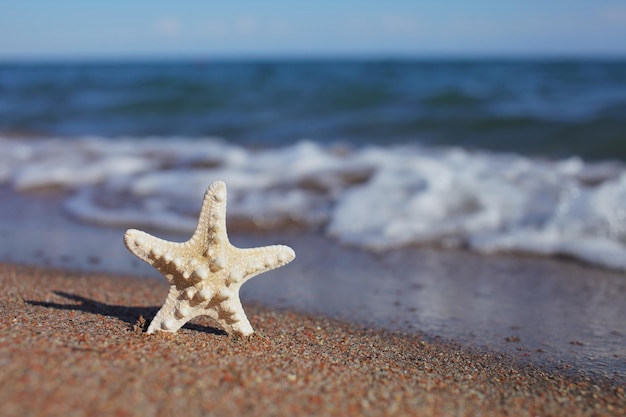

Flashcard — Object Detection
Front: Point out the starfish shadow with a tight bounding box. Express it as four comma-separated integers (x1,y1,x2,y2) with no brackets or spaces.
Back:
26,291,227,336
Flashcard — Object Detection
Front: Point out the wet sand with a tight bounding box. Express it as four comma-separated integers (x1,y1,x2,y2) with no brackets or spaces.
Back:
1,263,624,417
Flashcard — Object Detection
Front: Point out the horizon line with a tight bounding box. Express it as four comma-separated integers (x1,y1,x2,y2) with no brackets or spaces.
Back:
1,50,626,64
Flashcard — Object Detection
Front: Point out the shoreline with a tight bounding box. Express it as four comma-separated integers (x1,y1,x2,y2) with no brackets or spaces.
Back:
1,262,624,417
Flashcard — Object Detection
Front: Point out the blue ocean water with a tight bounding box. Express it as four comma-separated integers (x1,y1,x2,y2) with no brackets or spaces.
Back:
1,59,626,160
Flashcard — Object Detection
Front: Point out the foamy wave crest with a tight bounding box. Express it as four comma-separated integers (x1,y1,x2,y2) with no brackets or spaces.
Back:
2,136,626,270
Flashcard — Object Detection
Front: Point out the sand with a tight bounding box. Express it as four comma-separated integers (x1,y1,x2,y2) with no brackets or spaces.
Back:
0,263,624,417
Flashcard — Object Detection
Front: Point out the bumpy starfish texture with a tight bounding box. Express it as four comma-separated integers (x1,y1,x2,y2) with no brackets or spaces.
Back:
123,181,295,336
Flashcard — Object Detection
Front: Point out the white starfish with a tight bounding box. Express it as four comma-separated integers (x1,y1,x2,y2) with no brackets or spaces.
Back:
123,181,295,336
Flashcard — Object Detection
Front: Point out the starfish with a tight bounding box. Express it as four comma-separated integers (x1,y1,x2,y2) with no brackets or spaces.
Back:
123,181,295,336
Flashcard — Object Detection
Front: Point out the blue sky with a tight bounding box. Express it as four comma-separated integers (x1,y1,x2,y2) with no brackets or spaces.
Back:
1,1,625,59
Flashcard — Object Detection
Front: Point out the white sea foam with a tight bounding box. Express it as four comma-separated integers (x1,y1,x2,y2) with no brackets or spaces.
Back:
2,135,626,270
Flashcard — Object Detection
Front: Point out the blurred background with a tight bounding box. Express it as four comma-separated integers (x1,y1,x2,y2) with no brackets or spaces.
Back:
1,1,626,270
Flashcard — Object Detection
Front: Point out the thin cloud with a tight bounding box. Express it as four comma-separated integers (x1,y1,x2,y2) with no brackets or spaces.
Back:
380,14,423,36
198,16,292,39
234,17,257,36
599,4,626,24
156,17,180,36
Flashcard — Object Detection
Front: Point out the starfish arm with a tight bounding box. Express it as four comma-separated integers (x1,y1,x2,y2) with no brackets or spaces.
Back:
124,229,184,267
230,245,296,285
188,181,228,252
212,295,254,336
146,286,189,334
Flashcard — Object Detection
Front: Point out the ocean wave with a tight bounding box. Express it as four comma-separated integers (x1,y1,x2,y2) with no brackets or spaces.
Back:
2,135,626,270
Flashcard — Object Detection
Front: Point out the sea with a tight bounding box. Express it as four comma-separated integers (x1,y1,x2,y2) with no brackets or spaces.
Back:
1,59,626,380
2,58,626,269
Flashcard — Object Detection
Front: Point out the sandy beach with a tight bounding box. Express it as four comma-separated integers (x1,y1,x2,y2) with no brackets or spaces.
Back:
1,263,624,417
